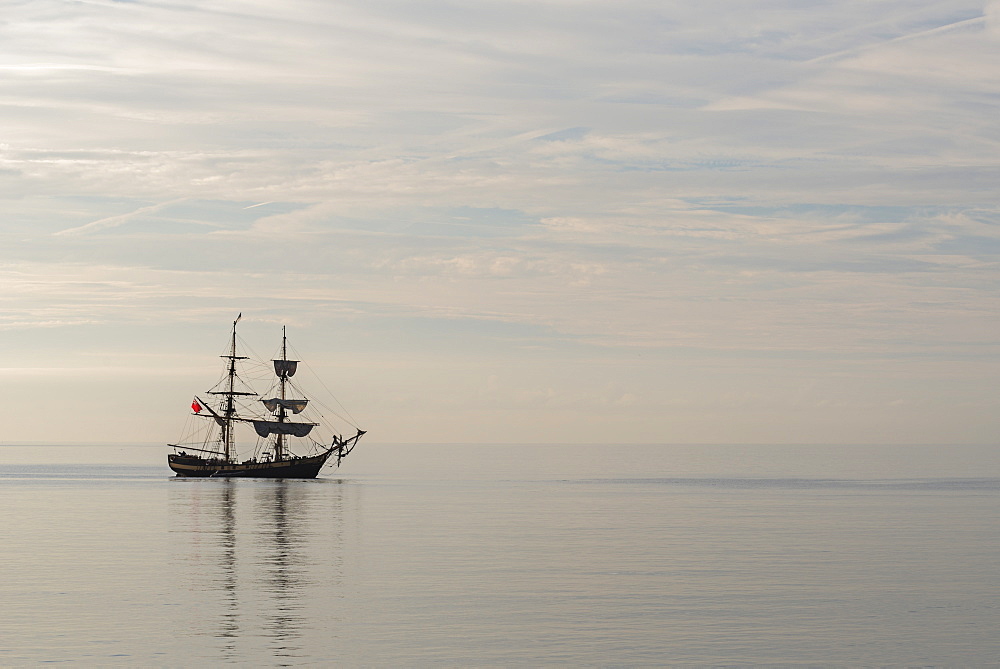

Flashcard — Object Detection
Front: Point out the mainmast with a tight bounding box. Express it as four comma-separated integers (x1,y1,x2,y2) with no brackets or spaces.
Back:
209,314,252,463
222,318,240,462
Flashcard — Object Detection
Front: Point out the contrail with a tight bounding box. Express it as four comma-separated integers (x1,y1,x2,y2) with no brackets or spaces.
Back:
54,198,187,236
806,16,985,65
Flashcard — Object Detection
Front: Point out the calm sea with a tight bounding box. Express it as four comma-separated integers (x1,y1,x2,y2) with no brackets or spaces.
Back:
1,443,998,667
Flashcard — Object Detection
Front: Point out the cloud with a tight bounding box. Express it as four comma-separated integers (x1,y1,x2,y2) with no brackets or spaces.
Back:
2,0,1000,443
983,0,1000,33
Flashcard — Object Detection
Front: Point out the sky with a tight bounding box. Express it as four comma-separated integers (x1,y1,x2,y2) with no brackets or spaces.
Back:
1,0,999,445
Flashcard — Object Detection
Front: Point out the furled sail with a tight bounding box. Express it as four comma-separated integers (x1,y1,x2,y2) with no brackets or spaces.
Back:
261,398,309,414
252,420,315,438
273,360,298,377
192,396,226,427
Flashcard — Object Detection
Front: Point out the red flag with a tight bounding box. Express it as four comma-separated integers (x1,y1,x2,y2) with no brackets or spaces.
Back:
191,400,202,413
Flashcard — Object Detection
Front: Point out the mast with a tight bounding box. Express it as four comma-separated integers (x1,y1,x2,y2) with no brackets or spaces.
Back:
275,326,288,461
211,314,251,463
223,318,239,462
258,326,312,462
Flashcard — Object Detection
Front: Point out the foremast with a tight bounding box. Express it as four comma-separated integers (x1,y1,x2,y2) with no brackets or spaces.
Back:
255,325,316,462
274,326,291,461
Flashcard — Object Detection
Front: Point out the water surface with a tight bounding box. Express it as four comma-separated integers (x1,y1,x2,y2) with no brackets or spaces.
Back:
1,444,998,665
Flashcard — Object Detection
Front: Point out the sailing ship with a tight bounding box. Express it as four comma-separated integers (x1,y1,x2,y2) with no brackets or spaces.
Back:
168,316,365,478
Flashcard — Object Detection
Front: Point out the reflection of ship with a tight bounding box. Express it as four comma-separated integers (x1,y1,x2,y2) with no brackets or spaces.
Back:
259,481,308,661
168,316,365,478
170,478,349,662
217,481,239,656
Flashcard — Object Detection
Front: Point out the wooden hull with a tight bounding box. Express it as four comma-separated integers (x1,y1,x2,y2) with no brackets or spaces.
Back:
168,449,335,478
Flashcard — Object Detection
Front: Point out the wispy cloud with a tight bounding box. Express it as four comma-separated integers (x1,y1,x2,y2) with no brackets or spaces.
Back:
1,0,999,443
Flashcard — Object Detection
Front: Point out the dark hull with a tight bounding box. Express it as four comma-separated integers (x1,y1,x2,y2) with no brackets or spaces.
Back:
168,449,335,478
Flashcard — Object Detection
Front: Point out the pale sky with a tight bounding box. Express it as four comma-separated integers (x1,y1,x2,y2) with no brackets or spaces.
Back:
2,0,999,445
